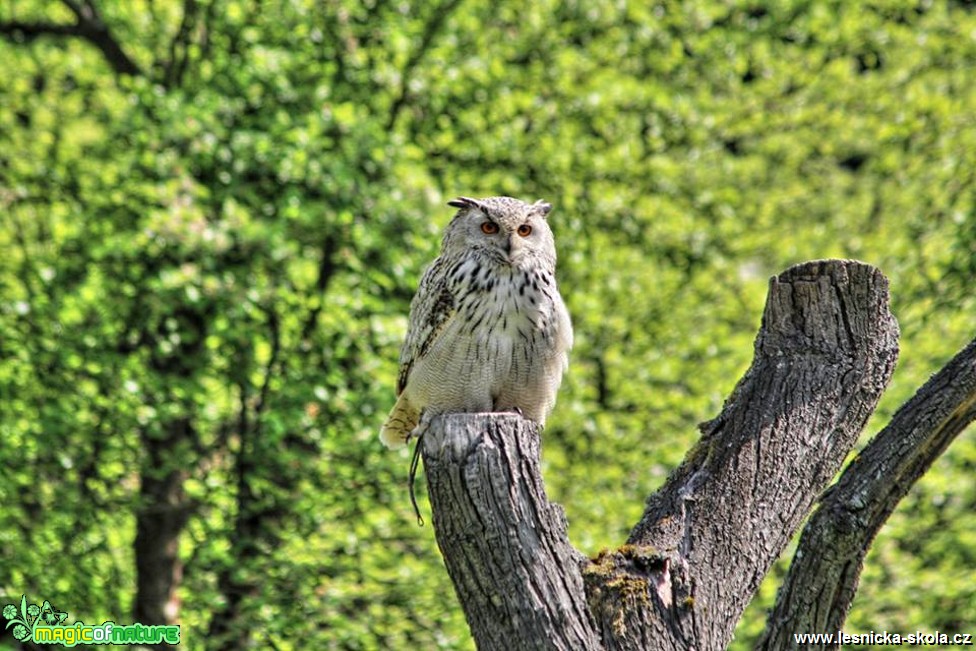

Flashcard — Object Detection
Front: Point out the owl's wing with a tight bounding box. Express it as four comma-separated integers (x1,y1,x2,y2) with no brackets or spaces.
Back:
396,257,456,396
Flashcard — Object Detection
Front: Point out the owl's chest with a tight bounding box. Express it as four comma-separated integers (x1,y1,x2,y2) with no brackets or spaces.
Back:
456,268,554,340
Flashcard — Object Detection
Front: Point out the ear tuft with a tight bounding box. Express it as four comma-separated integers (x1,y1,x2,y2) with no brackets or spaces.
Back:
534,200,553,218
448,197,483,211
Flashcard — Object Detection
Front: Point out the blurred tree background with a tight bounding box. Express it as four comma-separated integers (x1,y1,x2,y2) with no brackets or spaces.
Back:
1,0,974,649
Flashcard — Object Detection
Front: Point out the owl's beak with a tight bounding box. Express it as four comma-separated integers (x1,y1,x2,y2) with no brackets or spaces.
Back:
505,234,521,263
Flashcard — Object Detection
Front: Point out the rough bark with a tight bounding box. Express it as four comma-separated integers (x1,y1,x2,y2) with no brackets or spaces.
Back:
422,259,904,650
422,414,603,651
618,260,898,649
759,337,976,650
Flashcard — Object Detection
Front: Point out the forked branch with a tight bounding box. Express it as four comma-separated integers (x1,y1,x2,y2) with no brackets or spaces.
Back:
422,259,902,650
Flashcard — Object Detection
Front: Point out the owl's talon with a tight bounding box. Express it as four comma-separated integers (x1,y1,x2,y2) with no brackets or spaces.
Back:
408,430,426,526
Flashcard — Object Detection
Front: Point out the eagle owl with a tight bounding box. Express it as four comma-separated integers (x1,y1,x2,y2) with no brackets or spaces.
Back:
380,196,573,448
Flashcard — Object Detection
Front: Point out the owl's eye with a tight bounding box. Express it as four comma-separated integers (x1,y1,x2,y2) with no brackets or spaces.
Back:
481,221,499,235
517,224,532,237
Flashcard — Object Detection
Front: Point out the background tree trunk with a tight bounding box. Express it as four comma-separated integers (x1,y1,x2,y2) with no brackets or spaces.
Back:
133,425,192,626
421,260,920,650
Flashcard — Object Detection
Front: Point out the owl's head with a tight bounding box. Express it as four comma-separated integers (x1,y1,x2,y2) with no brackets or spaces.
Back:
442,196,557,269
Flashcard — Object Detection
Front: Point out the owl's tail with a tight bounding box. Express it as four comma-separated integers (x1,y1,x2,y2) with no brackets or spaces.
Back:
380,394,419,449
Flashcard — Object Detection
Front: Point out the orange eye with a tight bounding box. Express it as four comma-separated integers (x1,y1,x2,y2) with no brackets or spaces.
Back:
517,224,532,237
481,221,499,235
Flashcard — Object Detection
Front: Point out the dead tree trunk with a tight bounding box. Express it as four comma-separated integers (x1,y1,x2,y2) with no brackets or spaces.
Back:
424,415,602,650
419,259,975,650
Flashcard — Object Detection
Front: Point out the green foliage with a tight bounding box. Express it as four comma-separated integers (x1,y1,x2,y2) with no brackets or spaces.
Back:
1,0,973,649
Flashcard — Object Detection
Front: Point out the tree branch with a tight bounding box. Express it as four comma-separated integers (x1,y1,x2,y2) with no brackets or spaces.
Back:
0,20,81,41
385,0,464,130
759,336,976,649
254,301,282,424
0,1,142,76
163,0,200,88
299,232,340,344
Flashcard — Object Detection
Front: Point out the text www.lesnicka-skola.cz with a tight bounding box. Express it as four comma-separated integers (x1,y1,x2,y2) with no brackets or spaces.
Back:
793,631,973,646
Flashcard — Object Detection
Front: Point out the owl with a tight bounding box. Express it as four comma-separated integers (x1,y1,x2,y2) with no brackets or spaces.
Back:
380,196,573,448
